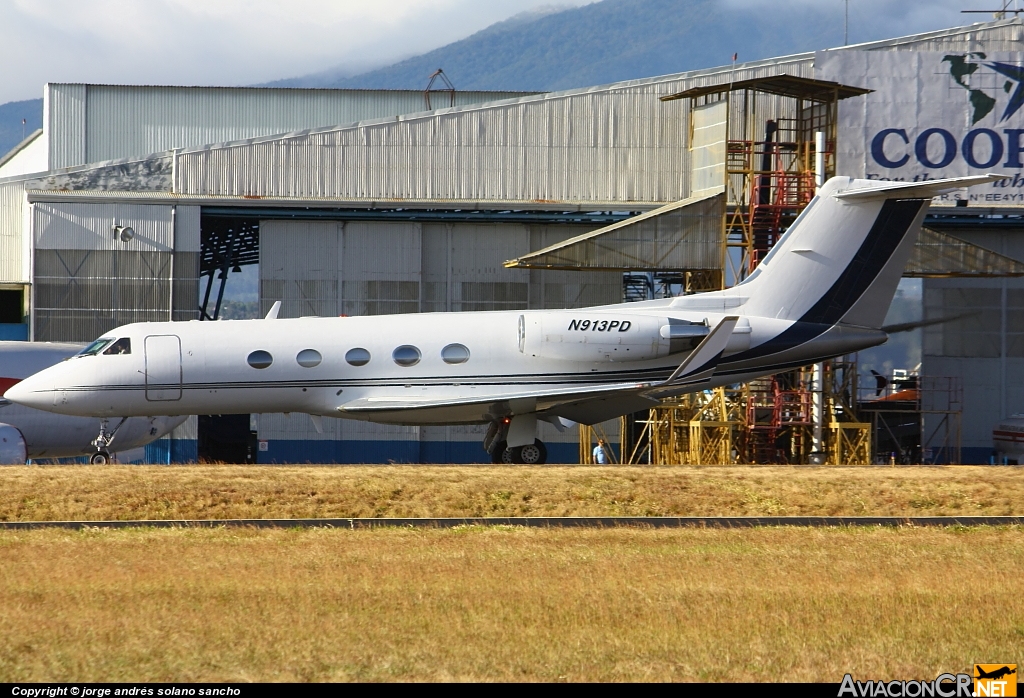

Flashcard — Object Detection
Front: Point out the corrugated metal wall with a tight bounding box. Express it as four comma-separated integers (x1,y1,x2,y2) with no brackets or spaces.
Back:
45,84,86,171
173,206,201,323
175,90,683,203
43,84,536,170
0,180,27,282
31,202,199,341
171,57,816,205
691,101,728,198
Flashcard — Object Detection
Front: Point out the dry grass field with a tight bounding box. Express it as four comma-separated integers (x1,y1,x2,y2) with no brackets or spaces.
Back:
0,464,1022,520
0,525,1020,682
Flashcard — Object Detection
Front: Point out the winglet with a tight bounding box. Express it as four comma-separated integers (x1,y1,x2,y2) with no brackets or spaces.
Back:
265,301,281,320
661,316,738,385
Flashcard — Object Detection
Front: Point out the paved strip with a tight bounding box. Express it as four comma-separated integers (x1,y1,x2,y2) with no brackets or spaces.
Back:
0,516,1022,530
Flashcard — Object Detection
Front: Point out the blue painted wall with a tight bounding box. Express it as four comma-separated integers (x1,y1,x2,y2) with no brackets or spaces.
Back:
144,439,198,464
0,324,28,340
256,439,579,464
961,446,997,465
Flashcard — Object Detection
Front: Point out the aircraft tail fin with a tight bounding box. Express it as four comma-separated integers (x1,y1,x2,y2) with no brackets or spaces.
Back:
738,174,1006,329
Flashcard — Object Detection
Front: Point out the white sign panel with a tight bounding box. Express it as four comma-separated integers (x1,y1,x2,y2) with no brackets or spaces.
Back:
817,50,1024,205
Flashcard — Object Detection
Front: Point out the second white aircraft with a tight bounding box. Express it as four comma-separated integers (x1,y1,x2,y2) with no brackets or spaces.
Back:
5,175,1002,464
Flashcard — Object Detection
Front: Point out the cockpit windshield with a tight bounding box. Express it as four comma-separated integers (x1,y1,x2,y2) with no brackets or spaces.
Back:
103,338,131,355
78,338,114,357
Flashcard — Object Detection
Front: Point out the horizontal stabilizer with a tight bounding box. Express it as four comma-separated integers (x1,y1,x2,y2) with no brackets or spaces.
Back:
880,314,966,334
660,316,738,386
833,174,1008,201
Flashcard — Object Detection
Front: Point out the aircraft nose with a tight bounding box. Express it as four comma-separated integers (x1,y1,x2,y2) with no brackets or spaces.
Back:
3,372,55,411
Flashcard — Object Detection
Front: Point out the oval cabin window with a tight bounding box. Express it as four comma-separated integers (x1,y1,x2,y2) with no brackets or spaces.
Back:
392,345,421,367
441,343,470,364
296,349,322,368
247,350,273,369
345,348,371,366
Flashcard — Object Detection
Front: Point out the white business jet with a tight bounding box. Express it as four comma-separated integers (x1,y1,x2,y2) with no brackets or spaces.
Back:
4,175,1003,464
0,341,187,463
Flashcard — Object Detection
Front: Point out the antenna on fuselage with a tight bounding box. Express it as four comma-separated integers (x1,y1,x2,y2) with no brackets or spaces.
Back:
265,301,281,320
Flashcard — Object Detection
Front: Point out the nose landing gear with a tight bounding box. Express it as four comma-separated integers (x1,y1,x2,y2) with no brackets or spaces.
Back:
90,417,128,464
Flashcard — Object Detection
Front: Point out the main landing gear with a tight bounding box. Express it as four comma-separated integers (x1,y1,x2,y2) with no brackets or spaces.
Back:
483,419,548,465
90,417,127,464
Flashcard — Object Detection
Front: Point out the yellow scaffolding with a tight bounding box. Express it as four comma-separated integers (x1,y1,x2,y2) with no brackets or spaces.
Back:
648,387,745,465
827,421,872,465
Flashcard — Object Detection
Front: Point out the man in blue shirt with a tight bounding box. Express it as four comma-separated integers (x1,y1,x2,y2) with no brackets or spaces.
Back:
593,438,610,464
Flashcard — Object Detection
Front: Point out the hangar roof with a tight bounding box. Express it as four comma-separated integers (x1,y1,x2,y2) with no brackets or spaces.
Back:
39,83,541,172
503,189,725,271
906,227,1024,277
660,75,872,102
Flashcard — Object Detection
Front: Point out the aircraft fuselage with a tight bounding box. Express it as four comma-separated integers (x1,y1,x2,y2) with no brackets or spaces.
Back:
12,306,883,426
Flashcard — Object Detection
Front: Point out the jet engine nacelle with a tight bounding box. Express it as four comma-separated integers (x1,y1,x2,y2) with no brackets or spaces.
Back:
0,423,27,465
521,312,750,363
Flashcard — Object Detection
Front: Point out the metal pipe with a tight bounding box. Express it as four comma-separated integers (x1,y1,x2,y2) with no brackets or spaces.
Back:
811,362,824,459
212,234,233,321
814,131,825,192
199,207,637,224
169,205,176,322
27,203,35,341
171,148,179,195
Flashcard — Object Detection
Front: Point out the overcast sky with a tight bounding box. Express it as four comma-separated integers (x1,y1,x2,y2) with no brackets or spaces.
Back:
1,0,1021,105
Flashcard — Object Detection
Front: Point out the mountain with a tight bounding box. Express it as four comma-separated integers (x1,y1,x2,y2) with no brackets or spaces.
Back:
266,0,954,92
263,5,573,90
0,99,43,165
0,0,979,159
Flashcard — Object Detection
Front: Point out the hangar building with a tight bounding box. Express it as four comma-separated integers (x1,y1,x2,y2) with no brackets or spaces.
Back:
2,19,1024,463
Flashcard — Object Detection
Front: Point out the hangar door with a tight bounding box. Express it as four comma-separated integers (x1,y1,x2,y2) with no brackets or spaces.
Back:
257,219,620,318
32,202,200,342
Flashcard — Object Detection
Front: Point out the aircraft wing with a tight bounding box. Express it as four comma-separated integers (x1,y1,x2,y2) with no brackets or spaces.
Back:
337,381,654,416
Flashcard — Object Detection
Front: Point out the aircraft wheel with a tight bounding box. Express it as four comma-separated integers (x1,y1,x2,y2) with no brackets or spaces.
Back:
512,439,547,465
90,451,111,465
489,440,511,464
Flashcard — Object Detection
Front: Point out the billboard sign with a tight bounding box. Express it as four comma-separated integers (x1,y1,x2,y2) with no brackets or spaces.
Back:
816,50,1024,205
